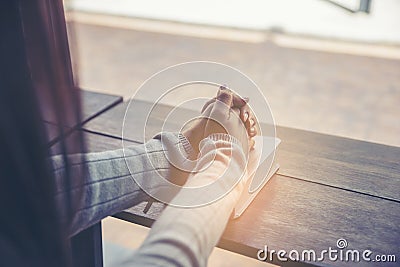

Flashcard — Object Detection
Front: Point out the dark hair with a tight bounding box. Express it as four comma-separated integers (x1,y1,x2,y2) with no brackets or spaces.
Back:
0,0,83,266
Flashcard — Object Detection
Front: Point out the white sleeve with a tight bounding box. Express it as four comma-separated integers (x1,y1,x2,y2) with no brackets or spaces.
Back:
126,134,246,267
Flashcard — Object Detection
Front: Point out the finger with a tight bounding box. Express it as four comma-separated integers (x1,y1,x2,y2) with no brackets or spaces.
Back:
249,138,255,150
249,126,257,137
242,105,259,136
229,107,242,125
220,84,229,91
250,115,260,136
217,85,231,99
230,107,242,118
249,117,256,127
245,115,252,130
232,107,250,146
240,105,250,122
220,85,248,108
201,97,216,113
233,95,249,107
216,88,233,113
243,111,249,122
245,116,257,135
230,107,248,137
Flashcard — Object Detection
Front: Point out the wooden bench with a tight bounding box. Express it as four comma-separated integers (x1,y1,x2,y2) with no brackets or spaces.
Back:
52,92,400,267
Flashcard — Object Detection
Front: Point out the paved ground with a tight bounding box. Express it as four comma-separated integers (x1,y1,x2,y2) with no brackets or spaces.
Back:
69,0,400,43
70,17,400,147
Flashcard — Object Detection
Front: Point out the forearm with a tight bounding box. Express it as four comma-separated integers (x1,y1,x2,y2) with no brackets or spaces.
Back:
51,133,192,236
130,135,246,267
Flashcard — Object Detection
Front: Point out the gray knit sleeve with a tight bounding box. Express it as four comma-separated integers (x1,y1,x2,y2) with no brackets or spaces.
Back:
51,132,192,236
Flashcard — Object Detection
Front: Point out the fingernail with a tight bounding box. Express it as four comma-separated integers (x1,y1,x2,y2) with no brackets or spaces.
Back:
249,118,254,125
220,84,228,90
244,112,249,121
250,127,255,133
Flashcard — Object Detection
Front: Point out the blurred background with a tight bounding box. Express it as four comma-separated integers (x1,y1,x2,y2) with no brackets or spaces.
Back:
63,0,399,266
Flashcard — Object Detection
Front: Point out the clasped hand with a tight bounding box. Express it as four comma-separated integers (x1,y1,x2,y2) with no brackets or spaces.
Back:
182,85,258,155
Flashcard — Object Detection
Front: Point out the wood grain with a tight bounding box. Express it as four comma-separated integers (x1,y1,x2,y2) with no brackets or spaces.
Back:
59,122,400,266
49,129,138,155
80,90,123,124
43,90,122,126
44,121,74,145
44,90,122,147
275,126,400,202
83,101,192,142
117,174,400,267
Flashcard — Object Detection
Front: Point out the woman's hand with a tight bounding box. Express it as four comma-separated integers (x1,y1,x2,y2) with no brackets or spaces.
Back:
201,88,249,152
183,85,258,153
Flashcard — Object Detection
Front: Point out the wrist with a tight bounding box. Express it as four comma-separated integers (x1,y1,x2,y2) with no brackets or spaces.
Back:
178,133,196,158
206,133,243,148
182,120,205,155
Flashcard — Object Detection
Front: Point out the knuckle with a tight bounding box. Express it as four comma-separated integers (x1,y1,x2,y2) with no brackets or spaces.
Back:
217,91,232,103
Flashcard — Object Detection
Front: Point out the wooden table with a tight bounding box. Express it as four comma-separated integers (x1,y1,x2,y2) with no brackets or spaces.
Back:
54,94,400,266
44,90,122,145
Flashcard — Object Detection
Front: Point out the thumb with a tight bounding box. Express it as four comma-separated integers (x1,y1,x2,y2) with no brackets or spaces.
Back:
216,86,233,111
